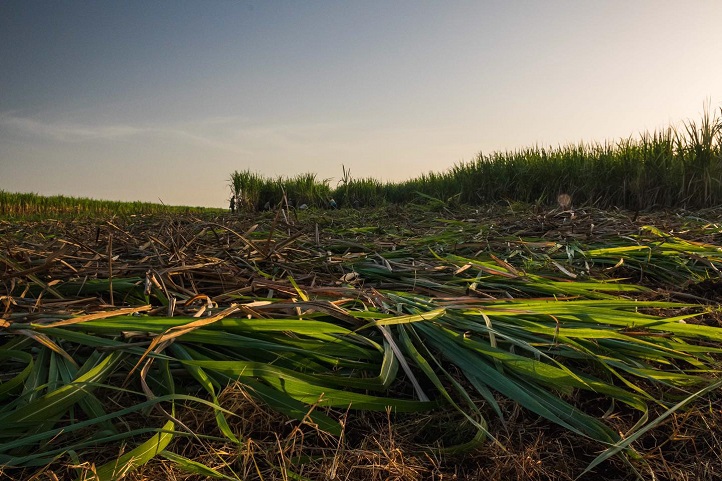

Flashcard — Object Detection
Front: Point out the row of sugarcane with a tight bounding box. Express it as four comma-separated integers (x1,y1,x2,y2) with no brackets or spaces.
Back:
228,107,722,211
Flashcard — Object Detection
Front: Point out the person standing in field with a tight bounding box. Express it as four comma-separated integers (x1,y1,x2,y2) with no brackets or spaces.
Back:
229,196,236,214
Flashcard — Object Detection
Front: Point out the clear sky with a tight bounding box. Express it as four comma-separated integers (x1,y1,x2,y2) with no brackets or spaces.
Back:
2,1,722,208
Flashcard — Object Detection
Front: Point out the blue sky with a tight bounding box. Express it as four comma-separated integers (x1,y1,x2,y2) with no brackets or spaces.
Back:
2,1,722,207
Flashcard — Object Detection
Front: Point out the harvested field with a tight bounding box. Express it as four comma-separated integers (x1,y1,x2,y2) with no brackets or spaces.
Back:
1,204,722,480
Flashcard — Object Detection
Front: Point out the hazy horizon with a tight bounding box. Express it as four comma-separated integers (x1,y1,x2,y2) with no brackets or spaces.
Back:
2,1,722,208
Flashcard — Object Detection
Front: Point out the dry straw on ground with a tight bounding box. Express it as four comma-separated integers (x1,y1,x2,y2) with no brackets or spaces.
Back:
2,204,722,480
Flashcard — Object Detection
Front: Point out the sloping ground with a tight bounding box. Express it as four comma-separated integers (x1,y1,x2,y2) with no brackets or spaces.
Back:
1,204,721,480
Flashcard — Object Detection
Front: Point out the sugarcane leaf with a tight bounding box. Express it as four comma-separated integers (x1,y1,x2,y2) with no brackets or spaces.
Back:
0,349,33,401
0,351,120,427
580,377,722,478
83,420,174,481
160,450,236,479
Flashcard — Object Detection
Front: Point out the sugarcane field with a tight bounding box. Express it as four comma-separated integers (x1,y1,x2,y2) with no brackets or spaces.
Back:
8,2,722,478
2,168,722,480
4,106,722,480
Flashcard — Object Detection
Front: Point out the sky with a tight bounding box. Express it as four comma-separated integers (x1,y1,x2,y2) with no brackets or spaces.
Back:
2,1,722,208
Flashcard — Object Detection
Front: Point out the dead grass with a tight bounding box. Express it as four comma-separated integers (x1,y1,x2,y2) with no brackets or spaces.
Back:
104,383,721,481
5,371,721,480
